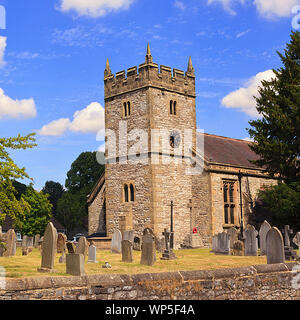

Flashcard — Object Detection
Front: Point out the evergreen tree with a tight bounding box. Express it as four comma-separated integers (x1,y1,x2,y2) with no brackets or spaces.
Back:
247,31,300,183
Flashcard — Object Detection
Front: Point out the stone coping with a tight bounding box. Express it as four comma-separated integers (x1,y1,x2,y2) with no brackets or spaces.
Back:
2,262,299,292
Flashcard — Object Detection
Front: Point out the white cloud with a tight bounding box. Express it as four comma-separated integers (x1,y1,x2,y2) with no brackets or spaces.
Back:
236,28,251,38
174,1,186,10
0,36,7,68
38,118,71,136
58,0,135,17
254,0,299,18
207,0,298,18
69,102,105,134
221,70,275,117
38,102,105,136
0,88,37,120
207,0,244,15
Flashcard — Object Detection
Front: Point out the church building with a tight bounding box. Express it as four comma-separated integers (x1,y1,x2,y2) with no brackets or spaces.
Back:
87,45,277,248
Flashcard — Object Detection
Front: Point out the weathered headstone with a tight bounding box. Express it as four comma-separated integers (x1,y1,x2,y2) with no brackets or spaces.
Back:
111,229,122,253
214,232,230,255
211,234,218,252
57,233,67,263
232,240,244,256
87,245,98,263
66,253,85,276
22,235,28,249
292,232,300,258
259,220,271,255
266,227,285,264
3,229,17,257
140,228,156,266
75,236,88,261
67,241,76,254
34,234,40,248
121,240,133,263
37,222,57,272
244,225,258,256
57,233,67,253
227,227,238,250
161,228,176,260
26,236,34,248
281,225,297,261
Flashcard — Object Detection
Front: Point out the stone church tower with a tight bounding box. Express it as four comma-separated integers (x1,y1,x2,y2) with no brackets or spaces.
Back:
101,44,198,248
88,44,278,249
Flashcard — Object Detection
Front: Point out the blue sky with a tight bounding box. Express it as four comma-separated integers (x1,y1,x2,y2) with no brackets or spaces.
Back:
0,0,299,190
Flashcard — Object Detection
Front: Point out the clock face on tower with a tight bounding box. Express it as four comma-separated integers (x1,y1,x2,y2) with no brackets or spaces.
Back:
169,131,181,148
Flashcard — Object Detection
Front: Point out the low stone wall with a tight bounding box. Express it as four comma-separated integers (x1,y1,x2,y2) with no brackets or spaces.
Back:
87,237,112,250
1,262,299,300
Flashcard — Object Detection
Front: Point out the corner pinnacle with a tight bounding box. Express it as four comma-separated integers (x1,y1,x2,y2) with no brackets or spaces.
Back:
104,58,112,76
187,56,195,74
145,43,153,64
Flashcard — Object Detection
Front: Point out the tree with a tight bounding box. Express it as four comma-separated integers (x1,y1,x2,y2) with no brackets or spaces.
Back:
250,181,300,231
42,181,64,216
0,133,36,228
247,31,300,183
56,192,82,236
56,151,104,233
65,151,104,195
20,186,53,236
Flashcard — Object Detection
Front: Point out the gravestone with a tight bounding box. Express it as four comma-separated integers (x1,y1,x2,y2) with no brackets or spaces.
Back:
57,233,67,253
266,227,285,264
66,253,85,276
292,232,300,258
26,236,34,248
3,229,17,257
281,225,297,261
0,234,6,257
133,236,141,251
140,228,156,266
67,241,76,254
22,235,27,249
57,233,67,263
214,232,230,255
232,240,244,256
244,225,258,256
38,222,57,272
259,220,271,255
88,245,98,263
121,240,133,263
22,235,28,255
227,227,238,250
75,237,88,261
111,229,122,253
211,234,218,252
34,234,40,248
161,228,176,260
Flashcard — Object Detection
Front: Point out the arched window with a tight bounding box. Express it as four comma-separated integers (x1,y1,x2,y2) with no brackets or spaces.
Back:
130,184,134,201
173,101,177,115
127,102,131,116
223,181,236,225
170,100,173,115
123,102,127,117
124,184,129,202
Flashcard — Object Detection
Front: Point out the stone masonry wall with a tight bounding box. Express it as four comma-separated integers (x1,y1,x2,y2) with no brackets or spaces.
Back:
1,263,299,300
88,185,106,235
209,168,278,237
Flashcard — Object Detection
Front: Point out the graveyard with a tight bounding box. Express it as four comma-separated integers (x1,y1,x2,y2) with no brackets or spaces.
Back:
0,221,299,280
0,247,269,279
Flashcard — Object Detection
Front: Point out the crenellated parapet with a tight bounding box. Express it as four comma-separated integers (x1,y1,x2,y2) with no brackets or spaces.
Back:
104,44,196,100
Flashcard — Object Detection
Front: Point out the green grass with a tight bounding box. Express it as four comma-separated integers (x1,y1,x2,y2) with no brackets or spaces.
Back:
0,247,272,279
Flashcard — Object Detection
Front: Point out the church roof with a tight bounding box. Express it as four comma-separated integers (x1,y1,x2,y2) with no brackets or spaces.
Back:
200,133,260,169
